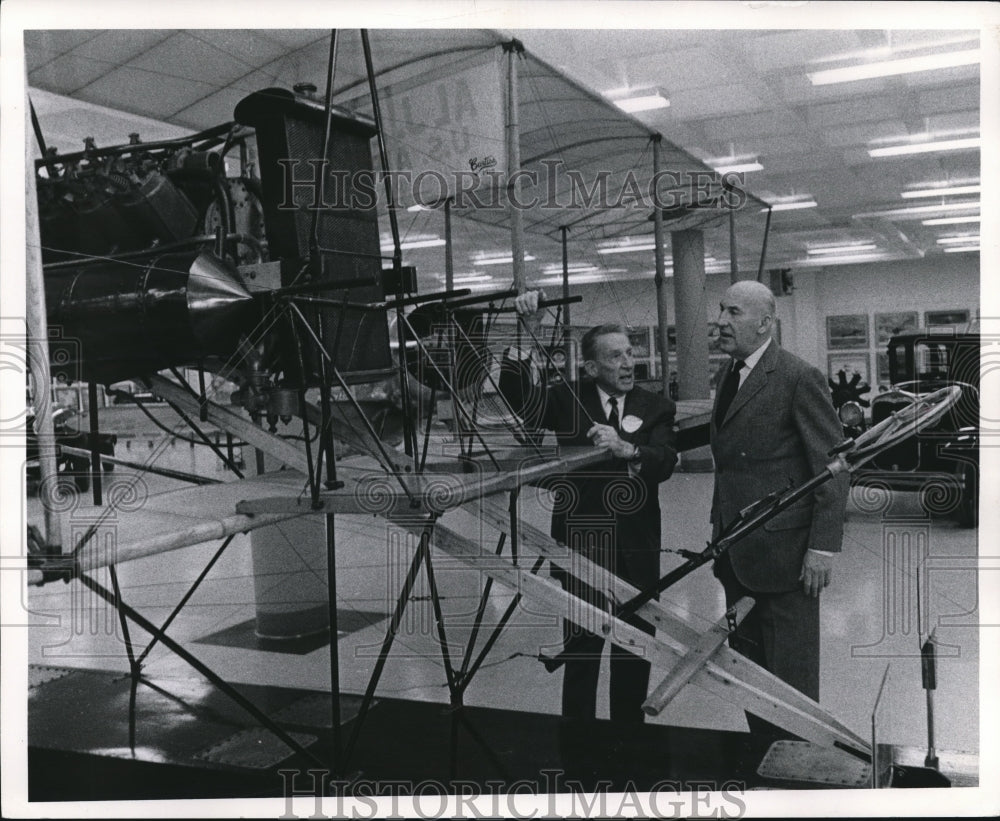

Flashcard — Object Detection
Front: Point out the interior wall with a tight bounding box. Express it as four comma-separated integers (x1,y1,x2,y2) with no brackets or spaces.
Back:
564,254,980,388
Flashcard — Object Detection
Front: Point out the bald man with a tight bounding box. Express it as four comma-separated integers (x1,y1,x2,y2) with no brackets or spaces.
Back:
710,280,849,735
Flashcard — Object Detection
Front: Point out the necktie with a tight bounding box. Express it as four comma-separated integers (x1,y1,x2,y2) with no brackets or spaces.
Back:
607,396,621,431
715,360,745,425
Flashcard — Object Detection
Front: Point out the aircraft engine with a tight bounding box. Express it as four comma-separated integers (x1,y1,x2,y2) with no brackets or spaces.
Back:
45,250,256,385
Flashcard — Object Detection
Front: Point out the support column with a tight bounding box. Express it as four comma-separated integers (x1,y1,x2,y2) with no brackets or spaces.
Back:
652,136,670,396
671,228,709,401
671,228,713,471
729,207,739,283
505,40,526,293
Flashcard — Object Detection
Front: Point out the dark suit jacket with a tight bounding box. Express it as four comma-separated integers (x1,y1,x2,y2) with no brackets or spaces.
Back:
710,340,850,593
500,358,677,588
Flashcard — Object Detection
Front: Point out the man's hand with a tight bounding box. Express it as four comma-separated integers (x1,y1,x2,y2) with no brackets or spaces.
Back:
514,289,546,336
799,550,833,597
587,422,635,459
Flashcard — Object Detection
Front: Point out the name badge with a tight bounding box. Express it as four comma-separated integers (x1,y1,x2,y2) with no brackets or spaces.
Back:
621,414,643,433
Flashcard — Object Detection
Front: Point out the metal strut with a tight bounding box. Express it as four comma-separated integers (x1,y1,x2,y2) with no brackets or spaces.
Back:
342,516,438,767
75,567,327,768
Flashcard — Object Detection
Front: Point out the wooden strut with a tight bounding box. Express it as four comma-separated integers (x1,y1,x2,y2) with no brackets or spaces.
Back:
642,597,754,716
424,513,872,757
470,495,870,754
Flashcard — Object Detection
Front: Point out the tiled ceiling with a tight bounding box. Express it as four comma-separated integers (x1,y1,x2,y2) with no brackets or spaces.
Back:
24,27,984,290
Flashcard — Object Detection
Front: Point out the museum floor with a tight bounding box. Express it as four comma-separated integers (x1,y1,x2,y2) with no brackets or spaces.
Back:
18,440,981,802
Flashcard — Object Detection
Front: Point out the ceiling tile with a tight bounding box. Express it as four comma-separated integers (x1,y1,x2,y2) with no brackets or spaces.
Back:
744,30,864,73
76,66,219,120
633,47,742,90
764,149,844,174
19,27,985,276
903,63,980,89
24,30,101,59
917,83,979,114
807,96,905,128
751,134,821,158
822,120,909,148
29,53,110,95
697,109,808,141
68,30,173,63
185,30,305,67
129,32,255,85
170,70,281,129
25,43,62,71
923,110,979,133
248,30,330,50
669,82,769,119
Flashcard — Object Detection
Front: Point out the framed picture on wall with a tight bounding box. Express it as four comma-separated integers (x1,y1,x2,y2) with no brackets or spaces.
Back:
826,314,868,349
924,309,970,329
828,352,871,385
627,328,650,357
875,311,918,344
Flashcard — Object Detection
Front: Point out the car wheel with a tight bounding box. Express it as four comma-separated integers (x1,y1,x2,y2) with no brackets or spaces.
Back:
957,464,978,528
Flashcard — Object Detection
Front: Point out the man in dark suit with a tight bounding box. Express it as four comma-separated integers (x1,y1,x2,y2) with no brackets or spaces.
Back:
500,289,677,723
710,280,849,729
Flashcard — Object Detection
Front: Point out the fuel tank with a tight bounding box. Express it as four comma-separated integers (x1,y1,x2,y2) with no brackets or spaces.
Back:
45,250,256,384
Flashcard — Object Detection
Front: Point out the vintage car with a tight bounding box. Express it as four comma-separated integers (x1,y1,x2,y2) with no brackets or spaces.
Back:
838,331,979,527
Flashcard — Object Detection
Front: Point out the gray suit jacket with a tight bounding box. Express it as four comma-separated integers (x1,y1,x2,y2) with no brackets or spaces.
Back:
710,340,850,592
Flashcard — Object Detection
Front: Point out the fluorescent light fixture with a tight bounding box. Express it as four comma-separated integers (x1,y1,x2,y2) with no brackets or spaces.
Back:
542,264,599,276
902,184,981,199
855,200,980,219
922,216,981,226
868,137,980,158
936,235,980,244
799,251,890,266
711,160,763,174
472,254,536,265
453,279,508,291
535,274,609,287
597,242,658,255
768,199,818,212
808,48,980,85
380,237,446,251
613,92,670,113
943,245,980,253
449,274,494,283
806,243,878,255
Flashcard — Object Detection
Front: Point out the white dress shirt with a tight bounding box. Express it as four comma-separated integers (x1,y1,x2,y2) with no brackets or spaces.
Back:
595,384,625,425
734,336,772,390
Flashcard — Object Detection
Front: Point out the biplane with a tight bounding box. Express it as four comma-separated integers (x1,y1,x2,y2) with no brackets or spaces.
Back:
17,27,968,796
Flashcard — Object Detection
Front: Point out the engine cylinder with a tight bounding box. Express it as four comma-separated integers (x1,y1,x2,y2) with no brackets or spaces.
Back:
45,250,255,384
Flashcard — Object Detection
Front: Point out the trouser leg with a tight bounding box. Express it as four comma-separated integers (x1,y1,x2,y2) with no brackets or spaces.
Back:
714,552,820,739
608,615,653,723
560,618,603,720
